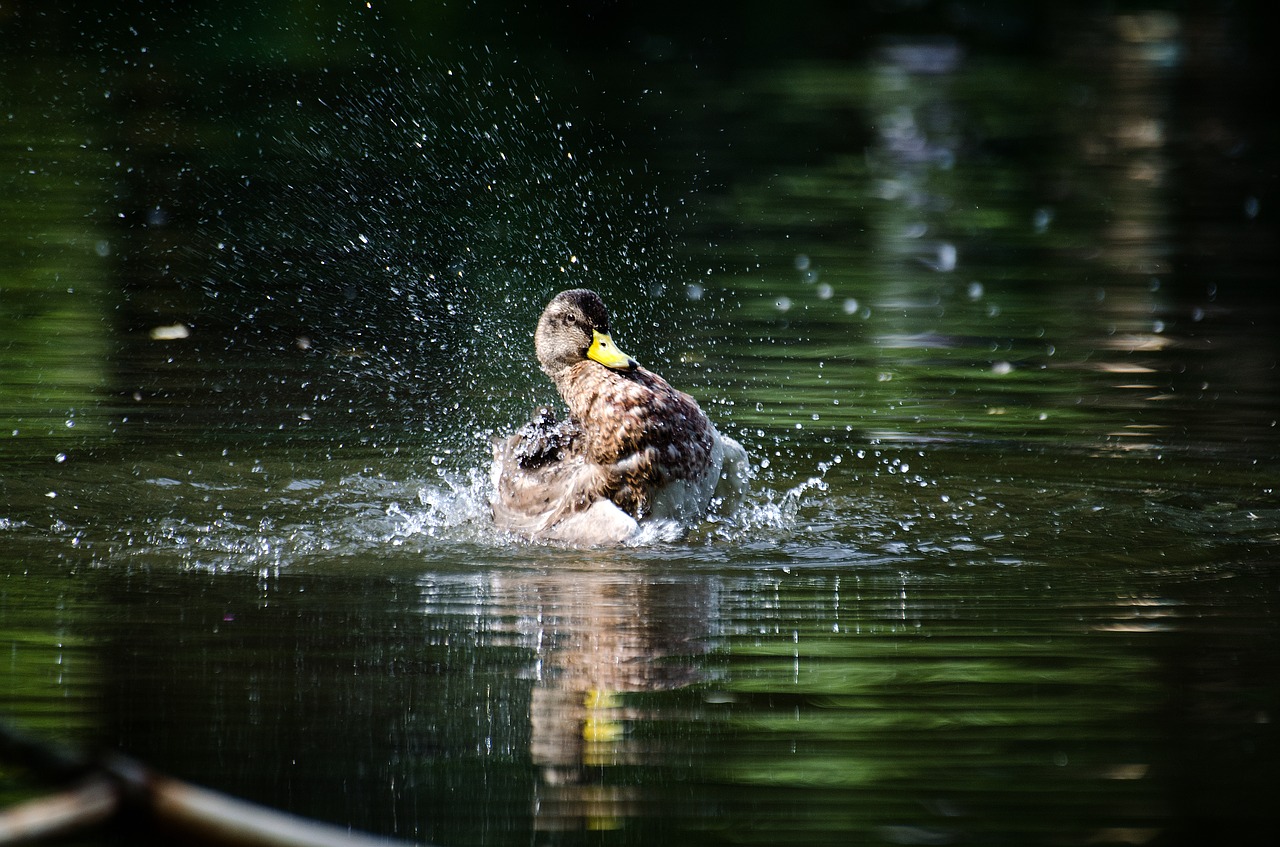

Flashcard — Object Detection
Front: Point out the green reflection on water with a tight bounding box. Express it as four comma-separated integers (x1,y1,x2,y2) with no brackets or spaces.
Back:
1,68,112,454
3,5,1280,847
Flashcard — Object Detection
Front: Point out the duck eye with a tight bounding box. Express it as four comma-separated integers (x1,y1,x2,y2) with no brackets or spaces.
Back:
563,314,576,327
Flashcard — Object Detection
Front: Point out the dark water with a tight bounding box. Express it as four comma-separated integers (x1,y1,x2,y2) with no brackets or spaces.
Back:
4,5,1279,846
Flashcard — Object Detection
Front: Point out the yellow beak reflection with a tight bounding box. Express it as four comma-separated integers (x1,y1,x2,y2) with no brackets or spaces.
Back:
587,329,638,371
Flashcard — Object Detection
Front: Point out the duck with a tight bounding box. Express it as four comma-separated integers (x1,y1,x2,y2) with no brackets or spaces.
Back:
490,288,749,544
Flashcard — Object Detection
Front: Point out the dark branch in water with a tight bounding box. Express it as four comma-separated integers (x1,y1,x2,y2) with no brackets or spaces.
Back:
0,721,433,847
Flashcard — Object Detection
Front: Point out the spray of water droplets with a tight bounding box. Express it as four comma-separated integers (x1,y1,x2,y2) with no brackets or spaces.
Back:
195,56,684,457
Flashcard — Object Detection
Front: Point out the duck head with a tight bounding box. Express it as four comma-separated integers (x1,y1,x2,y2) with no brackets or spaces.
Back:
535,289,638,378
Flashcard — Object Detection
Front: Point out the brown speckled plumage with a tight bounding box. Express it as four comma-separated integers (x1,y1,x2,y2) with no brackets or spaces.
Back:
556,359,715,516
490,289,747,543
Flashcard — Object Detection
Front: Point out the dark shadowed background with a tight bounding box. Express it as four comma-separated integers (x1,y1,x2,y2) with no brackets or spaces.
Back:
3,3,1279,846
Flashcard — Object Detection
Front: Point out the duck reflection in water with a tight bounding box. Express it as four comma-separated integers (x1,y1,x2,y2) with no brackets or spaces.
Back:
519,565,711,831
491,289,749,544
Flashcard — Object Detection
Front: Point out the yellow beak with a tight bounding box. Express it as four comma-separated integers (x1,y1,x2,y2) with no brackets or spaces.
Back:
587,330,637,370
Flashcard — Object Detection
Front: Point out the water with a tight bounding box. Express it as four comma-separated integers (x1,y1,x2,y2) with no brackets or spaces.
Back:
4,5,1280,846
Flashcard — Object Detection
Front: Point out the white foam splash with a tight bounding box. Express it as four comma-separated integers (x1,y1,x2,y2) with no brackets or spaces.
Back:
384,468,494,542
120,456,837,570
700,476,831,540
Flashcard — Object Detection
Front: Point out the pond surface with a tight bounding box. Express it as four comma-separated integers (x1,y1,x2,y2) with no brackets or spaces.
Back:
3,6,1279,846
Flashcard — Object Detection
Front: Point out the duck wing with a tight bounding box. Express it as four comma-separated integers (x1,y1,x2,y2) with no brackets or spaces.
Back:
489,408,616,536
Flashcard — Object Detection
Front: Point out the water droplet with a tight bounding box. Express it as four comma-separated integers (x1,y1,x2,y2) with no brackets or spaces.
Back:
1033,206,1054,233
936,242,957,272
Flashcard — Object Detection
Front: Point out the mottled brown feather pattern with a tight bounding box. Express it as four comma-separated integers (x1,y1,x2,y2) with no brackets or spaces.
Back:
556,361,714,516
491,288,746,542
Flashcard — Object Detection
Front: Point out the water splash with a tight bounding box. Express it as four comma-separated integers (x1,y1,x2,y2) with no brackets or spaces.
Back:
382,465,831,550
384,468,493,543
192,56,686,451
